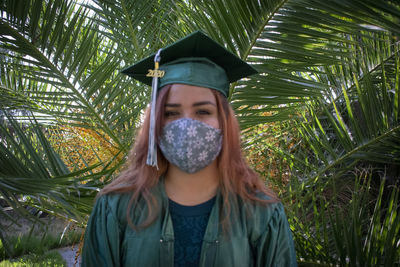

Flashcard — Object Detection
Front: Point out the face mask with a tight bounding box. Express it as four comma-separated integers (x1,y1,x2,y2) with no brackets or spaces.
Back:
159,118,222,174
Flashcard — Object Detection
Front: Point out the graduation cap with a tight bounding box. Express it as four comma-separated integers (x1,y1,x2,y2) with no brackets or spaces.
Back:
121,30,257,97
121,31,258,168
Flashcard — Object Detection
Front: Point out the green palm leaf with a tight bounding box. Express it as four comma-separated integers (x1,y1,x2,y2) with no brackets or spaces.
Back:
1,0,400,264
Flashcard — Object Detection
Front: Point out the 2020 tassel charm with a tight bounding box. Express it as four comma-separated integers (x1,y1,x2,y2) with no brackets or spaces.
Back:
146,48,163,169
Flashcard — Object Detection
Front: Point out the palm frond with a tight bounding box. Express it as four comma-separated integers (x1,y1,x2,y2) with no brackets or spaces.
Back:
0,113,100,222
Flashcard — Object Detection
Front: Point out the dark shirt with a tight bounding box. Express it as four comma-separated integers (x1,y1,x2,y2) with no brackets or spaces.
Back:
169,197,216,267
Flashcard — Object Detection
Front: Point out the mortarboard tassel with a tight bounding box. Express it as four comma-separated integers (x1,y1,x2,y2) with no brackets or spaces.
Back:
146,49,163,169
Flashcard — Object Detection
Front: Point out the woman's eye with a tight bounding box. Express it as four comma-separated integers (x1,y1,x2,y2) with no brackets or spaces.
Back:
165,111,179,117
197,110,211,115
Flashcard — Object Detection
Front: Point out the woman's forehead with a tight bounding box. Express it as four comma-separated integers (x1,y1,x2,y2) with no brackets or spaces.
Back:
166,84,216,104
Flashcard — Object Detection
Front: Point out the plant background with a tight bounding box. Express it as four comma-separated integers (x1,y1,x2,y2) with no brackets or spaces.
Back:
1,0,399,265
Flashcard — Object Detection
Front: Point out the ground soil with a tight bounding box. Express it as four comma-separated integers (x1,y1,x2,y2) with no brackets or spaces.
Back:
1,210,84,266
0,211,78,239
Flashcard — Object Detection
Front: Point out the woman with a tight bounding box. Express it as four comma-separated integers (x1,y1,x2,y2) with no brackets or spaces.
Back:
82,31,297,267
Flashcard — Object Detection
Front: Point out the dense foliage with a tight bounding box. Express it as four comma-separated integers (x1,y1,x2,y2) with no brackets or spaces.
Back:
1,0,399,265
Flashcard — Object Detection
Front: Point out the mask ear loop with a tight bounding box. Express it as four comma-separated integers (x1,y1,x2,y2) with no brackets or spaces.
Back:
146,49,163,169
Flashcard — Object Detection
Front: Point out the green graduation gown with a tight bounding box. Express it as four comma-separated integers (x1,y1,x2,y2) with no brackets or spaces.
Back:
82,182,297,266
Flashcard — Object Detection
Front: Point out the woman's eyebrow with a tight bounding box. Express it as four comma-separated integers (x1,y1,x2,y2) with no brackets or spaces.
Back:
165,103,181,107
193,101,216,107
165,101,216,107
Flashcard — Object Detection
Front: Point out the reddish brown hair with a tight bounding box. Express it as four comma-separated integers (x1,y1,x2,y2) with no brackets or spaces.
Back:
100,85,278,229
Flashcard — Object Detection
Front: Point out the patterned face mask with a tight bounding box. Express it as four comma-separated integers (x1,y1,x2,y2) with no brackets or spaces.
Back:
159,118,222,174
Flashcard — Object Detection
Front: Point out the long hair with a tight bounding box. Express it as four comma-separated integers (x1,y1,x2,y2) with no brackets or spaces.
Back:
100,85,278,229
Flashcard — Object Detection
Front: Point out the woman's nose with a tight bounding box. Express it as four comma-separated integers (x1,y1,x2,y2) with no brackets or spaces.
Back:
182,110,194,119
